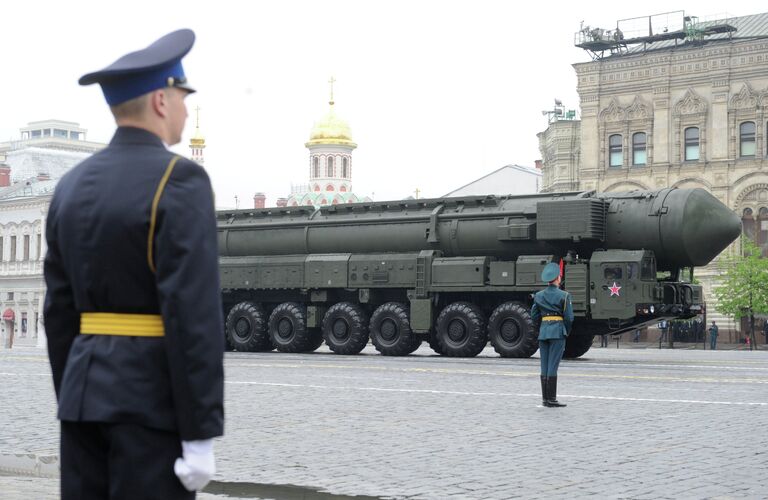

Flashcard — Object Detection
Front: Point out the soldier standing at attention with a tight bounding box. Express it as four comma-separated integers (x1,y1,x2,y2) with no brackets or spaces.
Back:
531,263,574,408
709,320,719,350
44,30,224,499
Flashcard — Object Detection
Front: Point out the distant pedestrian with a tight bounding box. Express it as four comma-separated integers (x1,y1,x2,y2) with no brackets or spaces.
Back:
763,320,768,345
600,334,608,347
658,320,668,343
709,321,718,350
531,263,574,408
633,329,640,342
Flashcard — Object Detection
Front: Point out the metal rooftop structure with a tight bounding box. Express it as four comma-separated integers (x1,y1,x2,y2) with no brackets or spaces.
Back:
575,11,737,60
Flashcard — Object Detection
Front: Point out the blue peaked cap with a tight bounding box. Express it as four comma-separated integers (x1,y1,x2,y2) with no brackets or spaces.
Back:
541,262,560,283
79,29,196,106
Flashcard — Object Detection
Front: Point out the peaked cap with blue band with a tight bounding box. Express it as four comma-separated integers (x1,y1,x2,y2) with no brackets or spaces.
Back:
541,262,561,283
79,29,196,106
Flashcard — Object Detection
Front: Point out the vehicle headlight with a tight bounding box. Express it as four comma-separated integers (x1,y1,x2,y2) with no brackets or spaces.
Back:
650,305,655,314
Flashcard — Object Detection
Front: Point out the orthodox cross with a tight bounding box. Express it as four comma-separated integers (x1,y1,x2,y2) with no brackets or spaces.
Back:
328,76,336,105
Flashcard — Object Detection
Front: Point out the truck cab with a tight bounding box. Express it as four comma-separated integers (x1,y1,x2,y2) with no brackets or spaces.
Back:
587,249,703,324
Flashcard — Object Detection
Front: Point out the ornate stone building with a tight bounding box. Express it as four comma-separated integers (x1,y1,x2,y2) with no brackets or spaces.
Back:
539,11,768,334
0,120,105,348
537,116,580,193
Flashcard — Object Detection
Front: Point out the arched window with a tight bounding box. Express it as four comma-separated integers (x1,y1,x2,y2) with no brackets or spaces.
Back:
632,132,646,166
609,134,622,167
740,122,756,157
326,157,334,177
332,199,339,205
342,157,349,178
759,208,768,255
326,184,334,191
313,184,320,192
684,127,699,161
742,208,755,245
313,157,319,178
339,185,347,192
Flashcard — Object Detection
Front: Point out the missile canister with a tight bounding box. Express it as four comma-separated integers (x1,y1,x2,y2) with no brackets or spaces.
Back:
218,188,740,271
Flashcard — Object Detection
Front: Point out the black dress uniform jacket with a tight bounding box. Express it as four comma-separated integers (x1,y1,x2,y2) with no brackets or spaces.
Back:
44,126,224,441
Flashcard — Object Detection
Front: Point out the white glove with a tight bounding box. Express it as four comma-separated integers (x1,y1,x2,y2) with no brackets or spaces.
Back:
174,439,215,492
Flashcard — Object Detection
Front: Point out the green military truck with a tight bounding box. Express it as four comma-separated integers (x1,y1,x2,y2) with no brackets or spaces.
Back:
217,188,740,359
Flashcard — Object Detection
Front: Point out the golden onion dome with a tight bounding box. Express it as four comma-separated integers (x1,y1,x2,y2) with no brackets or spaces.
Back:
190,126,205,146
190,106,205,146
306,102,357,148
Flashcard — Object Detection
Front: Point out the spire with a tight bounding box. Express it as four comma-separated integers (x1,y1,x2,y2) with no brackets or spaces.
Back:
189,105,206,166
328,76,336,106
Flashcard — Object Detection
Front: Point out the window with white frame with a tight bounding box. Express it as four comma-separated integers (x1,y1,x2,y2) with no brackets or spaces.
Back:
740,121,756,157
632,132,647,166
684,127,700,161
609,134,622,167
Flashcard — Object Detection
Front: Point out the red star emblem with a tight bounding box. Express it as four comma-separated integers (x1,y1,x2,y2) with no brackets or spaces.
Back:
609,282,621,296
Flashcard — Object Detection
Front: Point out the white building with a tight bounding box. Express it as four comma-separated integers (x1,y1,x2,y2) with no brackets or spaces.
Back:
444,164,542,197
0,120,105,348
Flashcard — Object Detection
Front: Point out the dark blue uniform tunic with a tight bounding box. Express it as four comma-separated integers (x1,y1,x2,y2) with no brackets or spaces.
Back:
530,284,574,376
44,127,224,498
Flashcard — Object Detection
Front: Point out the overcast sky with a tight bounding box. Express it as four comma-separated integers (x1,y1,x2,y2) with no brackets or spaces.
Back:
1,1,761,208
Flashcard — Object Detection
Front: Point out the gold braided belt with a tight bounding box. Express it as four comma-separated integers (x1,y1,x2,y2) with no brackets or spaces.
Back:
80,313,165,337
541,316,564,321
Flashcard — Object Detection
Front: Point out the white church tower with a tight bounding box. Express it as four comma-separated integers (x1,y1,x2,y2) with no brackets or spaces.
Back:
189,106,206,166
283,78,371,207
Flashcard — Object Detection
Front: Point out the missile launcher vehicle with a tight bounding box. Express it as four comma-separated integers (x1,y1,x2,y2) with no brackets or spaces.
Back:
217,188,741,358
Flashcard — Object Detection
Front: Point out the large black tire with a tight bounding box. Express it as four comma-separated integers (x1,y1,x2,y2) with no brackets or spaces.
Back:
488,302,539,358
369,302,422,356
225,302,273,352
268,302,319,353
433,302,487,357
564,334,595,358
322,302,370,355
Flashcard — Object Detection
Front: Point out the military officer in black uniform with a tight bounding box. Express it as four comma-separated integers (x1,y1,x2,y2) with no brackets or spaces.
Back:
530,262,574,408
44,29,224,499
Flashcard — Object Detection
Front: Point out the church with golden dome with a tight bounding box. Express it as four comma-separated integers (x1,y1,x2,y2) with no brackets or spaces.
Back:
283,78,372,207
188,106,205,166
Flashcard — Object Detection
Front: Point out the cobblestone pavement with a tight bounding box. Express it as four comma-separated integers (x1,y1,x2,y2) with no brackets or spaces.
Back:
1,343,766,499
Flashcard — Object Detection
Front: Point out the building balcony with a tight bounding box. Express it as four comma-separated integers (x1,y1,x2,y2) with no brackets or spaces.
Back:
0,260,44,277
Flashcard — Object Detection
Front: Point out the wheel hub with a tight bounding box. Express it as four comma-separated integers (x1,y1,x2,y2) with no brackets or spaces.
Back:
234,317,251,339
447,319,467,342
277,317,294,339
332,318,350,340
380,319,398,342
500,319,521,344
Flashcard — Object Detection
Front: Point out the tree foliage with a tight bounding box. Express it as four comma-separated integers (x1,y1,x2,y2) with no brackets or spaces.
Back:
713,240,768,320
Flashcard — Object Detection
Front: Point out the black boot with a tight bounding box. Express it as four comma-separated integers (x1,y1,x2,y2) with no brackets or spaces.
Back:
540,376,549,406
547,376,566,407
